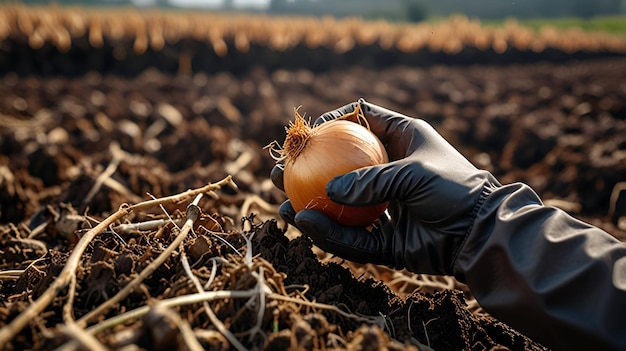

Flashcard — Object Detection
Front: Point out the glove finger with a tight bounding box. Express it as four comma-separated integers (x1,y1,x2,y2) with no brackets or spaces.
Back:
294,209,392,266
270,163,285,191
361,102,431,160
323,99,426,161
312,99,414,161
278,200,296,226
313,101,359,126
327,160,419,206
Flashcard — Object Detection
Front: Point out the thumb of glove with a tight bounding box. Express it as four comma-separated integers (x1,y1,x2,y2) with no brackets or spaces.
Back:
326,160,417,207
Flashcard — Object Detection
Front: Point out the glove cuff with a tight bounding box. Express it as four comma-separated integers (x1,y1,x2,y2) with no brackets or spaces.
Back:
452,182,540,283
450,180,502,280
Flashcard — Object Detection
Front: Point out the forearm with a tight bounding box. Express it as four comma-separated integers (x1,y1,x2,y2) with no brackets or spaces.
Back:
454,183,626,351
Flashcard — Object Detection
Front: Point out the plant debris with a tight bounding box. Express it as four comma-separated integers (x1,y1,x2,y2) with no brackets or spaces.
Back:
1,10,626,349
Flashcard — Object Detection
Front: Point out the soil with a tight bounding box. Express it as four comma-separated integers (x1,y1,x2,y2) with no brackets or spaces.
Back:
1,44,626,350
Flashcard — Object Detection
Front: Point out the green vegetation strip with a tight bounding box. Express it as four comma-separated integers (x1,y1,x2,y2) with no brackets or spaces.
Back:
482,15,626,37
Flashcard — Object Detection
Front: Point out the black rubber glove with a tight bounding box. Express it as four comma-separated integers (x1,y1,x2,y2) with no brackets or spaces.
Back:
272,100,626,350
271,98,500,276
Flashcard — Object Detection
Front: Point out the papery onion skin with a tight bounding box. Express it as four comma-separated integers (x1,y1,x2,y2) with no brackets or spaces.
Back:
283,119,389,227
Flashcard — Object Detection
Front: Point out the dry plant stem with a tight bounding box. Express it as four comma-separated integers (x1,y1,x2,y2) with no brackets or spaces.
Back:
205,229,242,257
77,193,206,326
0,270,22,280
152,305,205,351
239,194,280,220
243,233,253,266
59,323,108,351
130,175,235,212
203,257,223,290
248,267,267,342
0,177,234,346
327,333,347,348
63,274,77,324
225,148,253,175
180,248,247,351
422,317,440,348
82,144,141,204
609,181,626,219
102,177,144,204
87,289,258,335
465,298,485,315
0,203,129,347
112,218,186,235
0,256,48,280
267,293,381,324
82,154,121,206
11,237,48,257
175,314,205,351
387,274,456,293
86,289,380,336
194,329,229,348
27,221,48,238
58,275,108,351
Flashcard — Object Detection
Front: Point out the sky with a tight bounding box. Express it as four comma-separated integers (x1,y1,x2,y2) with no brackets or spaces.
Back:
157,0,272,9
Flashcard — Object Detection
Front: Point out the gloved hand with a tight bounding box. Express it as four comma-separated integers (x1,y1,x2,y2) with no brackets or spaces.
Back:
271,98,501,276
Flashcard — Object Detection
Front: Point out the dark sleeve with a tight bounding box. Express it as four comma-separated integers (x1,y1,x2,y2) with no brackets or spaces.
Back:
453,183,626,351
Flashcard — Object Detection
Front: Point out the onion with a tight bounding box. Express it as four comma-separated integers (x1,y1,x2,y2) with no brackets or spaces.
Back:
270,105,389,227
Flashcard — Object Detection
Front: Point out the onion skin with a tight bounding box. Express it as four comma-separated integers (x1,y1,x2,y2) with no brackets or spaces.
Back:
283,119,389,227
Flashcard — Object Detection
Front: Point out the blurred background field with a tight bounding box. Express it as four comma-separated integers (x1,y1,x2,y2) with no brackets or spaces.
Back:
6,0,626,21
1,2,625,221
2,3,626,76
1,1,626,350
